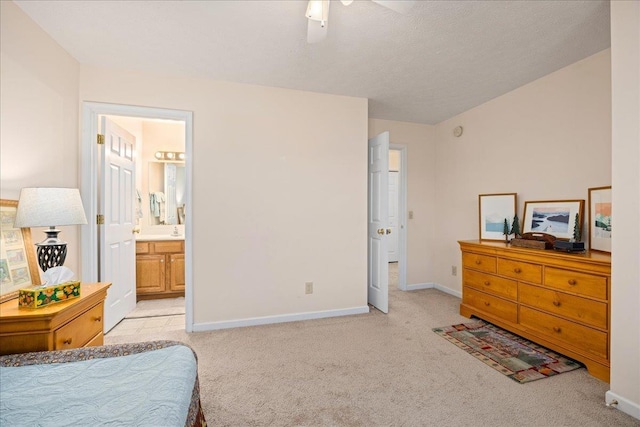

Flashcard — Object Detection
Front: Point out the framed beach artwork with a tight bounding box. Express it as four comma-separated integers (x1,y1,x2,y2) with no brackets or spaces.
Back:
523,199,584,241
0,199,41,303
478,193,517,241
588,186,611,253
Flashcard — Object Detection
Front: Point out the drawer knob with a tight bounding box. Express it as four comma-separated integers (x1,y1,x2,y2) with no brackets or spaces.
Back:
514,268,522,273
93,316,102,322
484,301,490,306
567,279,577,286
475,260,481,265
484,281,490,286
553,327,561,333
63,338,73,345
552,301,561,307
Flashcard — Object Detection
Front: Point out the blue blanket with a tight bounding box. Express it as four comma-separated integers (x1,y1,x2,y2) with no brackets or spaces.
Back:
0,345,197,426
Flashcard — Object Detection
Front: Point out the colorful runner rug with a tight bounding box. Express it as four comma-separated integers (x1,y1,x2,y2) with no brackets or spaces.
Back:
433,320,582,383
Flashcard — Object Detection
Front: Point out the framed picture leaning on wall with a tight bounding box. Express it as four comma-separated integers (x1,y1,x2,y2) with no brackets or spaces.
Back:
523,199,584,241
0,199,41,302
478,193,517,241
588,186,612,253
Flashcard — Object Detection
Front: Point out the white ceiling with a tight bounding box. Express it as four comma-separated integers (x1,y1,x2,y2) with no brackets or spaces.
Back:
14,0,610,125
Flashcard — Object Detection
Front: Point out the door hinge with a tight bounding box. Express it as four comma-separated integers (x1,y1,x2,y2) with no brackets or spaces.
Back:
96,214,105,225
97,134,105,145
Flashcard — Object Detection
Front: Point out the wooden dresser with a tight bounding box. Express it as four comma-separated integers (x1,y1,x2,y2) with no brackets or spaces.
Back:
136,240,185,300
459,240,611,382
0,282,111,356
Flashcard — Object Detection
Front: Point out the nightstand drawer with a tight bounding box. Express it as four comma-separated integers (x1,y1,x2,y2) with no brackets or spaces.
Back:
462,253,496,274
463,287,517,323
463,269,517,300
544,267,607,300
519,306,607,359
54,304,104,350
519,283,607,329
497,258,541,284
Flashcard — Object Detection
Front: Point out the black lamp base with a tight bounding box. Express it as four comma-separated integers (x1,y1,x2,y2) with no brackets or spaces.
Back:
36,243,67,272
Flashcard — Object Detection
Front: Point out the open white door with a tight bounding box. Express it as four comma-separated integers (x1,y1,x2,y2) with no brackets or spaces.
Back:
100,117,137,332
368,132,390,313
388,171,399,263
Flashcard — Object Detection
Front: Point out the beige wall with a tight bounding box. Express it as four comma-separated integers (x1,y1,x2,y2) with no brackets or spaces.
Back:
79,65,369,325
609,1,640,418
0,1,82,278
368,119,436,286
431,49,612,293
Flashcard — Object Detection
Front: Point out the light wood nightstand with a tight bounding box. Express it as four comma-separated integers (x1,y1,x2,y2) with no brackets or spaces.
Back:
0,282,111,355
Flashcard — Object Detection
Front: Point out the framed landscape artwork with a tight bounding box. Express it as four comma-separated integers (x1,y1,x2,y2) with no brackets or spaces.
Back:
588,186,611,253
478,193,517,241
523,199,584,241
0,199,41,303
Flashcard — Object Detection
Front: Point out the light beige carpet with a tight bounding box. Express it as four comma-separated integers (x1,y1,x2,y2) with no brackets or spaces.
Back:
106,265,638,426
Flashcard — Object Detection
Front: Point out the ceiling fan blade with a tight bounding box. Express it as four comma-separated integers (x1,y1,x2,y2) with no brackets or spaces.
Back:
307,18,328,44
371,0,416,14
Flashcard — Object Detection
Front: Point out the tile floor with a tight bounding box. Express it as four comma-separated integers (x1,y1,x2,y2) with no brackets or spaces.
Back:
105,297,185,337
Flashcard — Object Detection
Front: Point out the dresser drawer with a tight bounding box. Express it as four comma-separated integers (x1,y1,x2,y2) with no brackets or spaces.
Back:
519,283,607,329
463,287,517,323
519,306,607,359
544,267,607,300
136,242,150,254
497,258,542,284
152,241,183,253
462,253,496,274
463,269,517,300
54,304,104,350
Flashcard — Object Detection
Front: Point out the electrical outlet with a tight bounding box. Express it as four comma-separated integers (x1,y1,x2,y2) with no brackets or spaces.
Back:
408,210,414,219
305,282,313,294
451,266,457,276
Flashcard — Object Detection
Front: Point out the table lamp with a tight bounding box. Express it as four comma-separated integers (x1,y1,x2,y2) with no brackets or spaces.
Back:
14,188,88,272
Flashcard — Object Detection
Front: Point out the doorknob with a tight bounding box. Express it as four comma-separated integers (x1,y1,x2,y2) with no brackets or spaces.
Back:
386,229,392,234
132,227,140,234
377,228,385,235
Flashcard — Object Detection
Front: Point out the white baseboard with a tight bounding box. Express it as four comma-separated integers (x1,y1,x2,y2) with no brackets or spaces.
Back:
606,390,640,420
192,306,370,332
405,282,462,298
406,282,436,291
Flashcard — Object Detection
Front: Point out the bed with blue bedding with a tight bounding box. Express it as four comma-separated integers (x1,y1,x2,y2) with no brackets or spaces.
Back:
0,341,207,426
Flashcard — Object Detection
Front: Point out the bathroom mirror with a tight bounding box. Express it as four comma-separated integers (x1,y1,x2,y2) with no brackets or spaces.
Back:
148,161,186,225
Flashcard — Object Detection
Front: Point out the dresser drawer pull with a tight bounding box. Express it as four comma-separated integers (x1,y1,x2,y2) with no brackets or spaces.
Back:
475,260,481,265
513,268,522,273
483,281,490,286
93,316,102,322
484,301,490,306
567,279,577,285
552,301,561,307
62,338,73,345
552,327,561,333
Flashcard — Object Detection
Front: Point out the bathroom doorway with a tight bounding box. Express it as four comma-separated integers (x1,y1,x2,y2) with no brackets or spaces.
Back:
80,102,194,334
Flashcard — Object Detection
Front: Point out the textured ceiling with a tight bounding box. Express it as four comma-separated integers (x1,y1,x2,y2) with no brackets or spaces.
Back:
14,0,610,125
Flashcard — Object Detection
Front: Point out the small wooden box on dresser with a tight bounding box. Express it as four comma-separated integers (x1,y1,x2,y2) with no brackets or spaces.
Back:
0,282,111,356
459,240,611,382
136,240,185,300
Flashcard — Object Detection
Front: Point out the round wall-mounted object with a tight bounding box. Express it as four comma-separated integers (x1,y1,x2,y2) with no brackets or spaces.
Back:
453,126,464,137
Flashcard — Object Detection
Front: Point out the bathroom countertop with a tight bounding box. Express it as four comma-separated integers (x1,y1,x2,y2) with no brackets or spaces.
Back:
136,234,184,241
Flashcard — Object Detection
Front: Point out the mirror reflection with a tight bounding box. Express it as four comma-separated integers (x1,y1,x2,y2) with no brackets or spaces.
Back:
148,161,186,225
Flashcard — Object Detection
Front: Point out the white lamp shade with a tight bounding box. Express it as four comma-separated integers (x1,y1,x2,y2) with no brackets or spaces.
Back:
14,188,88,228
306,0,330,22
